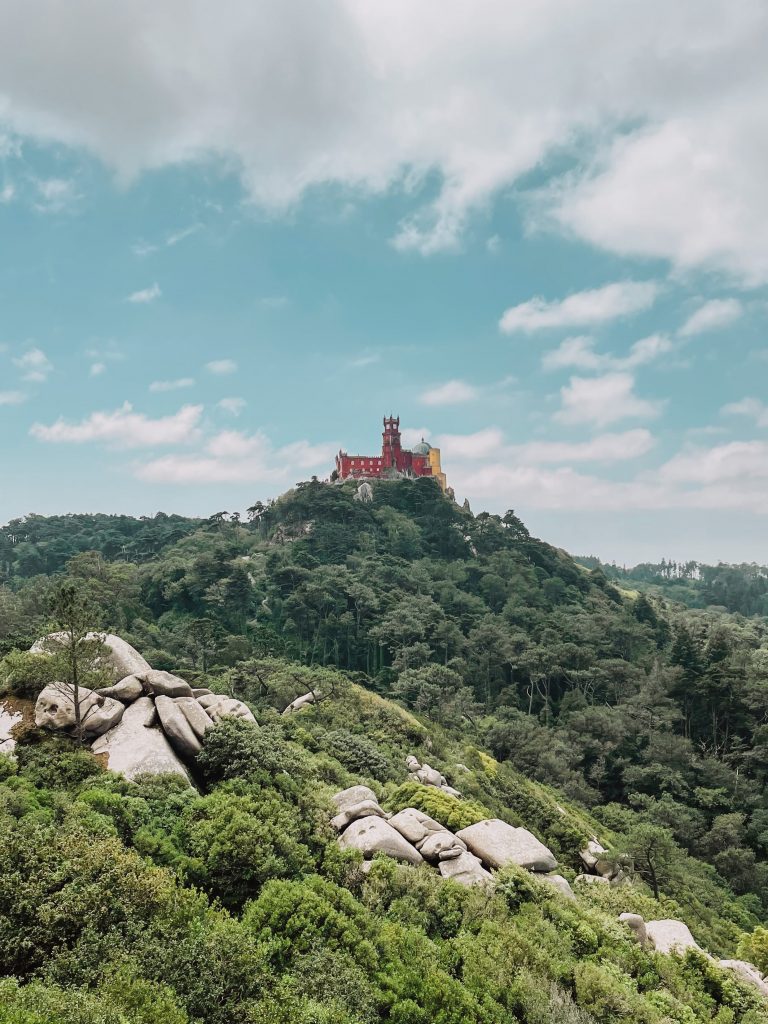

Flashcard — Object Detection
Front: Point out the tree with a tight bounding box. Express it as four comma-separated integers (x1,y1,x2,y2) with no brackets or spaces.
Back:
46,581,108,744
622,821,678,899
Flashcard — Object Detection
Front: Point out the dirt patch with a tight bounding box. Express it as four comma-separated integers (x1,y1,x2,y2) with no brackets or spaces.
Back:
0,696,37,739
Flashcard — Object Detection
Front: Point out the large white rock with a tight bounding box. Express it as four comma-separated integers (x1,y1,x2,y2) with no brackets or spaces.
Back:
339,816,423,864
139,670,193,698
35,682,124,739
331,800,387,832
389,807,445,846
333,785,379,813
92,697,191,784
197,693,256,723
155,695,202,758
96,675,145,703
579,838,605,870
419,831,467,863
719,960,768,996
0,699,23,756
456,819,557,872
540,874,576,901
574,874,610,888
31,632,151,683
619,913,648,946
645,920,702,955
438,851,493,887
175,696,214,742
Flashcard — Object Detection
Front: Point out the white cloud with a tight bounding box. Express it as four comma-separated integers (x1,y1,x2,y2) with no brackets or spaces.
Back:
659,440,768,485
435,428,505,460
31,401,203,448
348,352,380,369
135,430,337,484
206,359,237,375
542,333,672,372
555,372,664,427
133,223,202,256
515,429,655,463
0,390,26,406
89,362,106,377
14,347,52,382
437,426,653,465
678,298,743,337
420,379,479,406
34,177,80,212
149,377,195,392
127,282,161,303
722,397,768,428
0,4,765,278
500,281,658,334
217,396,247,415
260,295,289,309
0,183,14,203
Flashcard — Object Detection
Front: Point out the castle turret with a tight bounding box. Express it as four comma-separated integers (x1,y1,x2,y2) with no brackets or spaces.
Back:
382,415,402,468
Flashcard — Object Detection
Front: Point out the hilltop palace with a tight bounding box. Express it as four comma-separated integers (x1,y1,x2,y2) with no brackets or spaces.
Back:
333,416,447,491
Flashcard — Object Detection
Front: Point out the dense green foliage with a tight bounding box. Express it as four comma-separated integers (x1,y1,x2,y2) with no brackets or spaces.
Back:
2,480,768,1021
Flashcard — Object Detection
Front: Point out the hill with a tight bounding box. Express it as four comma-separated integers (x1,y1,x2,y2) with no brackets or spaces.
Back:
2,478,768,1022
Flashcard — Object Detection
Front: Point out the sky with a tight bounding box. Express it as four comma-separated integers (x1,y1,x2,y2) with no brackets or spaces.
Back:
1,1,767,565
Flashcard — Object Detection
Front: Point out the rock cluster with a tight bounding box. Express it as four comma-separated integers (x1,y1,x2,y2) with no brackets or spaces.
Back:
30,633,256,783
405,754,461,797
331,785,567,892
0,699,23,757
576,837,627,887
619,913,768,997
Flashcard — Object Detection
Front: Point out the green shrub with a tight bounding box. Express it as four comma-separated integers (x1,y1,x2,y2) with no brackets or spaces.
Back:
0,650,62,700
322,728,393,781
386,781,491,831
197,717,306,786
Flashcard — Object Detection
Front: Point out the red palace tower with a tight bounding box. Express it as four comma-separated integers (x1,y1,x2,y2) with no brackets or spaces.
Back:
334,416,446,490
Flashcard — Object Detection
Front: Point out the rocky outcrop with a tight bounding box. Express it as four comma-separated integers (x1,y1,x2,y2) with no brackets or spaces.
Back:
175,696,214,742
155,695,203,758
620,914,768,995
35,682,124,739
96,675,145,703
339,816,424,865
29,632,259,781
457,819,557,872
0,699,23,756
389,807,446,846
332,786,390,831
92,698,191,784
438,851,492,886
718,960,768,997
405,754,461,797
574,873,610,886
31,632,151,682
419,831,467,862
619,913,648,947
198,693,256,723
645,919,702,955
541,874,576,900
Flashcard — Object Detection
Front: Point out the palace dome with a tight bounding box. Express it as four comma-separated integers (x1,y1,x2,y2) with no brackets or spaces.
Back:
412,439,431,455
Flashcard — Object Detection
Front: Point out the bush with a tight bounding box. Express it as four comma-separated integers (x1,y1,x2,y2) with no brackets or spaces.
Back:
0,650,62,700
386,781,491,831
197,717,306,786
322,729,393,781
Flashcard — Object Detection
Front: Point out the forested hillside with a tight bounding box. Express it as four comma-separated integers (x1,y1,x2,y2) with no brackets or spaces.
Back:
578,555,768,618
3,479,768,1022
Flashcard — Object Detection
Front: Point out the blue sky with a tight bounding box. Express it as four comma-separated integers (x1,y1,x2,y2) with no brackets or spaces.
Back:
1,1,767,564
